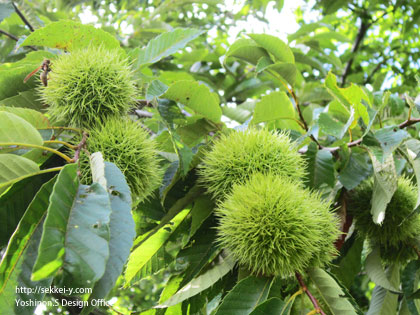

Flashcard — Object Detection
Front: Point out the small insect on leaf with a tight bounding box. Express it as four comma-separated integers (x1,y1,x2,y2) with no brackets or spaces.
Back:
23,59,51,86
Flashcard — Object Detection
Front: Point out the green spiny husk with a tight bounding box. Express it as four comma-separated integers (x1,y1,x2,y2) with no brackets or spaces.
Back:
40,46,136,129
198,128,306,200
349,177,420,263
215,173,340,277
79,116,163,203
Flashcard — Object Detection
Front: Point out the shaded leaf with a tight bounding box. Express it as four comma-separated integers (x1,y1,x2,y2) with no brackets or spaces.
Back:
365,248,402,293
338,152,372,190
304,143,335,188
248,34,294,63
215,276,273,315
32,164,112,287
367,152,397,225
0,154,40,194
0,177,56,290
0,171,55,247
157,255,236,308
125,209,191,286
308,268,357,315
366,264,400,315
249,297,285,315
225,38,269,65
82,157,135,314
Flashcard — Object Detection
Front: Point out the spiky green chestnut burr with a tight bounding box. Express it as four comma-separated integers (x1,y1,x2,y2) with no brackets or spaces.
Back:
349,177,420,263
40,46,136,128
80,117,163,202
216,173,340,277
198,128,306,199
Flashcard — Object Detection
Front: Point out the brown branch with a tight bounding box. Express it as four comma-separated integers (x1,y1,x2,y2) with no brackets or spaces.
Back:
71,131,88,163
310,116,420,154
295,273,326,315
291,89,323,149
363,58,387,85
398,118,420,129
12,2,35,32
341,19,371,87
0,28,37,51
0,29,18,41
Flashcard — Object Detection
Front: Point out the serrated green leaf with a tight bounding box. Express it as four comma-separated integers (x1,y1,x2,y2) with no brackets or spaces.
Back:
0,154,40,194
157,255,236,308
249,297,285,315
0,177,56,290
374,127,409,159
21,20,120,51
215,276,273,315
32,164,112,286
0,111,43,146
367,152,397,224
0,106,50,129
365,248,402,293
82,158,135,315
135,28,204,67
324,72,370,128
338,152,372,190
225,38,270,65
0,171,55,247
147,79,169,101
366,264,399,315
251,91,295,124
304,143,335,188
406,139,420,208
265,62,297,86
177,224,220,289
125,208,190,286
0,89,45,112
402,261,420,313
308,268,357,315
331,235,363,288
0,216,53,315
0,3,14,23
248,34,294,63
163,80,221,122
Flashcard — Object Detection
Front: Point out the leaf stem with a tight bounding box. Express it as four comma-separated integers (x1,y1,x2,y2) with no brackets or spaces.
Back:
266,69,322,149
44,140,78,150
0,143,73,162
12,1,35,32
38,126,83,133
71,131,89,162
295,272,326,315
0,167,63,190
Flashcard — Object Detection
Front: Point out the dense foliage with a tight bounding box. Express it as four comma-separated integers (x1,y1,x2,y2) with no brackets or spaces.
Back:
2,0,420,314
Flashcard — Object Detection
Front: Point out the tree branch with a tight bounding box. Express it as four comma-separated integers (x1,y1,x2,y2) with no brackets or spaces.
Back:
0,29,18,41
320,117,420,154
363,58,387,85
341,19,371,87
295,273,326,315
12,1,35,32
71,131,88,163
